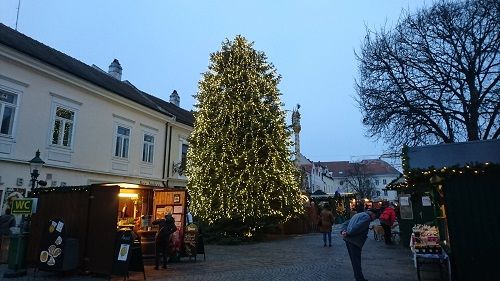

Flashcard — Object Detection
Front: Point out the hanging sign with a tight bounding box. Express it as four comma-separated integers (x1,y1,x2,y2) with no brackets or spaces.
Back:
11,198,37,214
400,196,410,206
422,196,432,206
399,195,414,220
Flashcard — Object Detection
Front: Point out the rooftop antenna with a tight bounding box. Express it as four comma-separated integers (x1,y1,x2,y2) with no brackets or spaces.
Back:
15,0,21,30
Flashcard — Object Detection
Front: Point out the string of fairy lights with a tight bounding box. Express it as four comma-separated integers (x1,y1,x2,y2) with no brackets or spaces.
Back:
387,146,499,190
186,36,303,225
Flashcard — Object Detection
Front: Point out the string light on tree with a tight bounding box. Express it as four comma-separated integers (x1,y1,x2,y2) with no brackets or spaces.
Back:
186,36,303,233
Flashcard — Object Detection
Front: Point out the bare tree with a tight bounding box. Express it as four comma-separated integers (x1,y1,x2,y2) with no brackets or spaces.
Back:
356,0,500,150
344,162,376,200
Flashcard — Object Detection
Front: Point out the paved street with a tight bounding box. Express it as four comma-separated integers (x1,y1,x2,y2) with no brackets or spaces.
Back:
1,225,419,281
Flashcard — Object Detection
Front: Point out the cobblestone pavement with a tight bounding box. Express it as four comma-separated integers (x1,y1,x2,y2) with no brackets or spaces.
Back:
0,225,417,281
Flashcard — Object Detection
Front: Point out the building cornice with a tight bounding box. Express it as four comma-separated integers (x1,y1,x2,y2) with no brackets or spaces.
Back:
0,156,165,182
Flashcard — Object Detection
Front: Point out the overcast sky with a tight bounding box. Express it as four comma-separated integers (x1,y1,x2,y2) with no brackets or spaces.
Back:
1,0,433,163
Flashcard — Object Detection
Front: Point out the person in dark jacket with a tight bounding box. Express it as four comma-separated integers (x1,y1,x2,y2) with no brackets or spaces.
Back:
0,209,15,236
152,214,177,270
319,204,335,247
341,209,376,281
379,202,397,245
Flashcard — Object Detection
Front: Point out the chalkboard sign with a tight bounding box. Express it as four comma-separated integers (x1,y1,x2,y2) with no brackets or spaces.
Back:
112,230,133,276
183,224,198,258
128,241,145,279
38,218,66,271
111,230,145,280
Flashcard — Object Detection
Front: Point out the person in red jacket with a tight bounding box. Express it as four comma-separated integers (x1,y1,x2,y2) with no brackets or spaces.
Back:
379,202,397,245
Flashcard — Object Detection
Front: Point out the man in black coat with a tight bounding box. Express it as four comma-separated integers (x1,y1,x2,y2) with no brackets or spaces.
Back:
152,214,177,270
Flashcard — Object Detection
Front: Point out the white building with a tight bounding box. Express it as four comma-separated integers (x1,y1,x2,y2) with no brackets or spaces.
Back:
0,24,193,210
303,163,335,195
320,159,400,201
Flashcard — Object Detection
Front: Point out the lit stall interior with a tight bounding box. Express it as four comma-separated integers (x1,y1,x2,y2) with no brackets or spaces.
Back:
117,188,153,230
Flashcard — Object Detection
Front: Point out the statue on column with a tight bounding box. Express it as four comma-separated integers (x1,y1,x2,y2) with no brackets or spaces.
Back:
291,104,301,156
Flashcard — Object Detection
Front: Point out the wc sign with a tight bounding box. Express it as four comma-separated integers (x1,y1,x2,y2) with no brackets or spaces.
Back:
11,198,38,215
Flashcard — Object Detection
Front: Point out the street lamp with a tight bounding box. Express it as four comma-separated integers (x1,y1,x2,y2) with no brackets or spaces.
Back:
29,149,47,190
3,151,46,278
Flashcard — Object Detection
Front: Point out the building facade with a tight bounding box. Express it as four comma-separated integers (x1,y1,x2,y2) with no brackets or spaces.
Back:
320,159,400,201
0,24,193,210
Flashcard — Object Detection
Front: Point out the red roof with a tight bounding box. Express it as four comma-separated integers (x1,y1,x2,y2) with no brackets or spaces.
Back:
316,159,399,177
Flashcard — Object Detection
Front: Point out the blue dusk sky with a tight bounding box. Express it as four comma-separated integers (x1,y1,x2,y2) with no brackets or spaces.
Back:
0,0,433,163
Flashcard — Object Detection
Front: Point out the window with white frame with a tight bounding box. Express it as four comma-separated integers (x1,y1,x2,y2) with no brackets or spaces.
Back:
142,133,154,163
114,125,130,158
0,89,18,137
51,106,75,147
383,179,387,184
375,179,379,186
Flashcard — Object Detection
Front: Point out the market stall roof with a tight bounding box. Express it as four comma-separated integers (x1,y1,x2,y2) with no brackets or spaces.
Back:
311,190,327,196
408,139,500,169
310,191,356,199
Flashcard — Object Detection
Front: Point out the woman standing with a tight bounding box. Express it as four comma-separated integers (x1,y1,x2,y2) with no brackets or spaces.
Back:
379,202,397,245
319,204,335,247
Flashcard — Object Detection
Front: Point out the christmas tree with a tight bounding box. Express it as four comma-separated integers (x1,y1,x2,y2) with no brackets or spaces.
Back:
187,36,303,234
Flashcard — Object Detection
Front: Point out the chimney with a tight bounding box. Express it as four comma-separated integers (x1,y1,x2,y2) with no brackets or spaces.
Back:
170,90,180,107
108,59,122,80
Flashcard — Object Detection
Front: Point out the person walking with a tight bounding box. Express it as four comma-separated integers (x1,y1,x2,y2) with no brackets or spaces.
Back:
152,214,177,270
319,204,335,247
379,202,397,245
340,209,376,281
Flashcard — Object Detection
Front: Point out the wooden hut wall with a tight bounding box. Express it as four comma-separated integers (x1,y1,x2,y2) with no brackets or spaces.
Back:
85,185,119,275
27,187,91,267
397,187,436,247
444,173,500,281
154,189,185,206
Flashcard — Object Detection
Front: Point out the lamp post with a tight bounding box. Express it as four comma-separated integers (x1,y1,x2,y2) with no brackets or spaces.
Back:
3,151,45,278
29,150,46,190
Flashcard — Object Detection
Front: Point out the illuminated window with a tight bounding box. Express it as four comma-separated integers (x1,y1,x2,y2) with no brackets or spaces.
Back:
51,106,75,147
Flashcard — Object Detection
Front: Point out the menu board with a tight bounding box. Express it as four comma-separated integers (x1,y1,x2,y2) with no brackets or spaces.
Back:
38,218,66,270
183,224,198,257
111,230,145,278
155,206,174,219
112,230,133,276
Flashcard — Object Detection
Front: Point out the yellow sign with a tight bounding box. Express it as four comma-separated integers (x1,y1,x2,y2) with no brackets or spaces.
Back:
11,198,36,214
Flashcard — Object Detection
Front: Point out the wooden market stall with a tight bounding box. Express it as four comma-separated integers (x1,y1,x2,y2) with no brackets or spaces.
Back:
27,183,188,275
400,140,500,281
